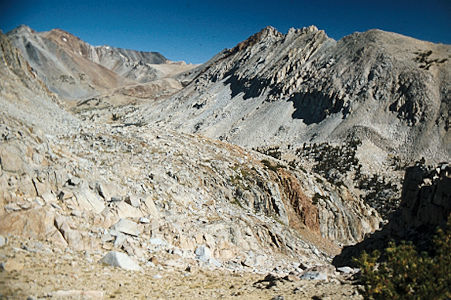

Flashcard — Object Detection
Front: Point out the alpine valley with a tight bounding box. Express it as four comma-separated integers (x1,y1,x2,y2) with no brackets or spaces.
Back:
0,24,449,299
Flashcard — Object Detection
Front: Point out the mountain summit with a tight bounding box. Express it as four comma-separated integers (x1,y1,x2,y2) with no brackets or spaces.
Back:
133,26,449,164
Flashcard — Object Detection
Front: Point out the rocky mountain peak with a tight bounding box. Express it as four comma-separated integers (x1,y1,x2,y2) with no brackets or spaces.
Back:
227,25,283,54
260,25,282,36
7,24,34,35
43,28,90,58
143,25,449,162
287,25,320,36
239,25,321,47
47,27,76,37
46,28,79,41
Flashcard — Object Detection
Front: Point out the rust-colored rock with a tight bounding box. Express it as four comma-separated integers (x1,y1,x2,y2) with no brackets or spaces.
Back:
277,168,319,232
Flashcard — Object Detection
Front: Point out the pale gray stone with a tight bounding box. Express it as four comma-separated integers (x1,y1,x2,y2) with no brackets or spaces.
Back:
95,182,109,200
50,202,62,210
111,218,140,236
195,245,211,262
68,176,81,186
4,203,21,211
125,195,140,207
101,232,115,243
337,266,354,274
300,271,328,280
142,196,159,218
73,187,105,214
149,237,167,246
0,144,24,173
139,217,150,224
100,251,142,271
208,258,222,267
71,210,83,217
114,233,127,248
41,191,57,203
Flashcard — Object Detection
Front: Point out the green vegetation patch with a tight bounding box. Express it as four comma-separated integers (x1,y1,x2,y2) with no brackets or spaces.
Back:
354,217,451,299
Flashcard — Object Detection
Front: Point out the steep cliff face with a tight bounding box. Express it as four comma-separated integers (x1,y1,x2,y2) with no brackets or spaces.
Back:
1,28,45,92
0,30,77,133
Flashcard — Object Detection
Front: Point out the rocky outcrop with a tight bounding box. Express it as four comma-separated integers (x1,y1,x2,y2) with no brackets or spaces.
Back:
277,168,319,232
333,162,451,266
398,163,450,230
0,207,56,240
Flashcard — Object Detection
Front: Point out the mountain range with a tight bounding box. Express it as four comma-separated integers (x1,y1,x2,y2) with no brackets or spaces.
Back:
7,25,195,100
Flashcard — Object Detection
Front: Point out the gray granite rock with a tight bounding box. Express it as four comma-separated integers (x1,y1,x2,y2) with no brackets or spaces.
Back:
139,217,150,224
100,251,142,271
337,266,354,274
111,219,140,236
300,271,328,281
195,245,212,262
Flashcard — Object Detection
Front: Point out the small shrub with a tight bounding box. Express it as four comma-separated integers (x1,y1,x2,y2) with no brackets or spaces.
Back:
354,216,451,299
261,159,279,172
232,198,244,208
112,113,120,121
312,193,324,205
253,146,281,160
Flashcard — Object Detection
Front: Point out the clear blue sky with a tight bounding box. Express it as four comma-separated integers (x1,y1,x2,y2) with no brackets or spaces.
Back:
1,0,450,64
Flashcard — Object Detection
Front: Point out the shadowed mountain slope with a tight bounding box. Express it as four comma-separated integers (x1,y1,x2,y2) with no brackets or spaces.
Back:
132,26,450,165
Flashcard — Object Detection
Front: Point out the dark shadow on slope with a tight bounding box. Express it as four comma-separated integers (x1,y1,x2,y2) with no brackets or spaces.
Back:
288,91,345,125
221,62,349,125
223,72,347,125
224,70,271,100
333,163,451,267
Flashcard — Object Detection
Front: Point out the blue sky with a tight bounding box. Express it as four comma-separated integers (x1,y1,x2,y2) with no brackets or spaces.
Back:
1,0,450,64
